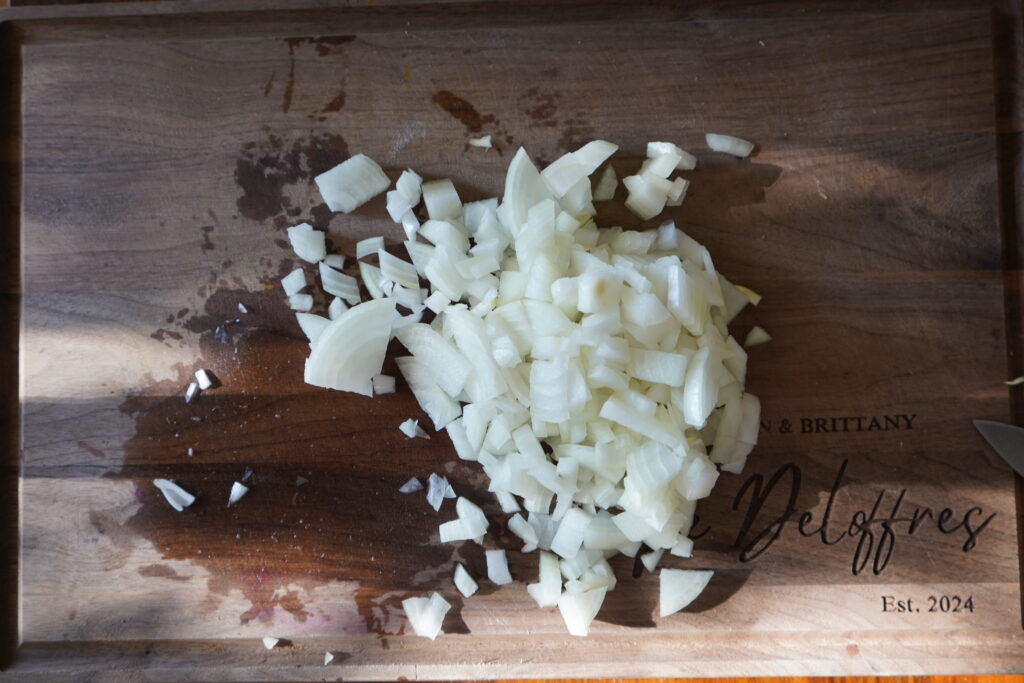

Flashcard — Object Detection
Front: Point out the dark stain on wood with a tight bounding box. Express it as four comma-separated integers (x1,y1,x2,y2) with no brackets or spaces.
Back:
77,441,105,459
523,87,559,127
282,58,295,113
322,91,346,114
556,118,596,152
431,90,495,133
150,328,184,343
285,35,356,58
200,225,215,252
138,564,189,582
234,132,349,222
262,71,275,97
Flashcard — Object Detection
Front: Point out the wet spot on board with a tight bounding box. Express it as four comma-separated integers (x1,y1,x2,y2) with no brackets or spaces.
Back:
431,90,496,133
556,118,596,152
200,225,215,252
309,203,334,230
151,328,184,343
523,87,559,127
138,564,190,582
120,286,478,631
234,131,349,223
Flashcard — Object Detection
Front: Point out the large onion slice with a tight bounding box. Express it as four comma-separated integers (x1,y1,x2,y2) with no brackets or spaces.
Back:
303,299,396,396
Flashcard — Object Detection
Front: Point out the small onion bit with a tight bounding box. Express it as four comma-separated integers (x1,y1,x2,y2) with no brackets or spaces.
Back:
153,478,195,512
401,592,451,639
228,481,249,506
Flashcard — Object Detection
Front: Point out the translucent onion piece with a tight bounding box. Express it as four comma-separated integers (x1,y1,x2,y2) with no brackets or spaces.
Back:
315,154,390,213
154,478,195,511
705,133,755,158
287,223,327,263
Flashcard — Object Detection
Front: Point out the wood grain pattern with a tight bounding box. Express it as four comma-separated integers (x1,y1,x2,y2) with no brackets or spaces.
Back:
3,0,1024,679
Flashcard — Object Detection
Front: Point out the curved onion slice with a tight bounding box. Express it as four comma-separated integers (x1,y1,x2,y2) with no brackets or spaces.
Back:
303,299,396,396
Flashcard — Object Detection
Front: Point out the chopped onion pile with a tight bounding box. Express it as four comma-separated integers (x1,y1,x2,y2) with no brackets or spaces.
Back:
281,136,768,638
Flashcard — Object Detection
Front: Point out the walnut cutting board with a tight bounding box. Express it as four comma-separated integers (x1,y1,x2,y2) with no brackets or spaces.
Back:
4,1,1024,679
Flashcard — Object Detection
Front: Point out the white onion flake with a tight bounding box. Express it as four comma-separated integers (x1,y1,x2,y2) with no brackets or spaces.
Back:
705,133,755,158
281,137,767,638
401,592,450,640
315,154,390,213
154,479,195,511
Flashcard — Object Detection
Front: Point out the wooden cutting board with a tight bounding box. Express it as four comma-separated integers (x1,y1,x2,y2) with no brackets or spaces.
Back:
4,1,1024,678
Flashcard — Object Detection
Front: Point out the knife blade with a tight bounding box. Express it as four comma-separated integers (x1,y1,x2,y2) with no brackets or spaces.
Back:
973,419,1024,477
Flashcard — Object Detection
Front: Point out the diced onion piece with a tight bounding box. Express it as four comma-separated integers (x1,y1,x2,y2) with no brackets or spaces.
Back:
423,290,451,313
328,297,348,320
194,369,214,390
378,250,420,289
401,592,450,640
324,652,334,666
735,284,762,305
659,568,714,617
304,299,395,396
395,323,472,397
399,477,423,493
573,140,619,175
705,133,755,158
372,374,396,395
296,312,330,344
287,223,327,263
315,154,391,213
153,478,195,511
288,294,313,312
319,262,361,304
237,303,248,314
1006,375,1024,386
647,141,697,170
679,346,719,429
469,135,492,148
592,165,617,201
666,177,689,206
454,563,479,597
228,481,249,506
557,587,606,637
262,636,280,650
356,236,385,260
396,169,423,206
426,473,451,511
396,356,461,429
281,268,307,296
422,179,463,220
359,262,385,299
744,325,772,347
509,513,539,552
550,507,593,559
640,549,664,573
399,418,430,439
486,549,513,585
323,254,345,270
623,174,668,220
527,551,562,608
